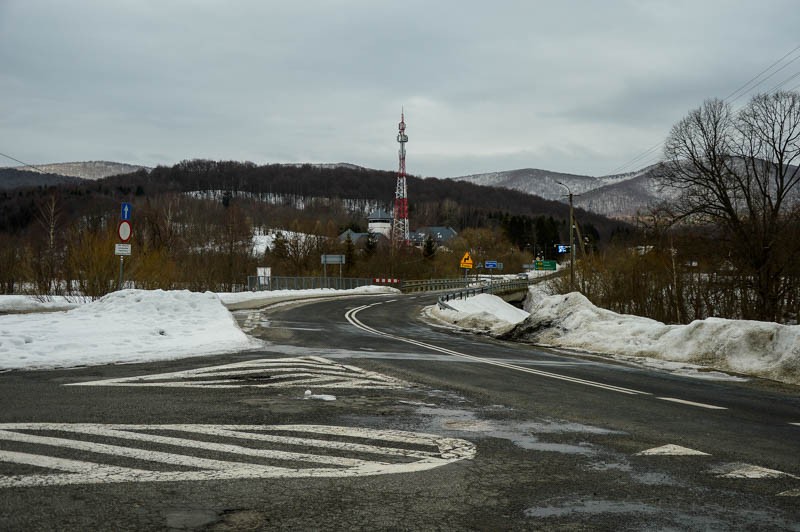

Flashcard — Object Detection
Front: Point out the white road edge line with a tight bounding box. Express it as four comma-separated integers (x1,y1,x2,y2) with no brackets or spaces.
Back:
657,397,727,410
345,304,650,396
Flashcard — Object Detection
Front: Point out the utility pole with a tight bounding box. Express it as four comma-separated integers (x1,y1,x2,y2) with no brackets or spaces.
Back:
555,181,575,292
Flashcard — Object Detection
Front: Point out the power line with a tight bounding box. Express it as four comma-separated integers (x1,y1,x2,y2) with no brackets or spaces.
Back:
605,44,800,177
727,51,800,104
0,151,47,173
606,141,663,176
724,44,800,102
766,69,800,93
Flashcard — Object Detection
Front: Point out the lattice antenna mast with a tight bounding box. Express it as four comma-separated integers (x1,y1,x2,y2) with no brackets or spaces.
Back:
392,110,410,245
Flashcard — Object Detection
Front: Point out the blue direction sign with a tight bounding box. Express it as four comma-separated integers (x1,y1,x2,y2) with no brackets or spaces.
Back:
484,260,498,269
121,202,132,221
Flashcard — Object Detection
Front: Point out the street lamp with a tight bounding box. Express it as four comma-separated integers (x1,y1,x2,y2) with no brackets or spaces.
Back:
555,180,575,292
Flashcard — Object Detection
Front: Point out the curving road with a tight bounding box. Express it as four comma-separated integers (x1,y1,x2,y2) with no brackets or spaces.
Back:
1,291,798,530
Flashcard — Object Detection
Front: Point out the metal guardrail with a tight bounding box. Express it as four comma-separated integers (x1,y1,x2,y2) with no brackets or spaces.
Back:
436,279,533,309
435,273,562,310
399,279,472,293
247,276,373,291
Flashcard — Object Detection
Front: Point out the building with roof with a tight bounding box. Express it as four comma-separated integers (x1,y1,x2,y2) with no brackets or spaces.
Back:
367,209,392,239
409,226,458,247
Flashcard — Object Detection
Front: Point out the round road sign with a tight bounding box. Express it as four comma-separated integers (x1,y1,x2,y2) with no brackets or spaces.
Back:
117,220,132,243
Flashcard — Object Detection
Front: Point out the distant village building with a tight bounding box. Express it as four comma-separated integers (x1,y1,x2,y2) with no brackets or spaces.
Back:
367,209,392,239
338,211,457,250
338,229,369,246
409,226,458,247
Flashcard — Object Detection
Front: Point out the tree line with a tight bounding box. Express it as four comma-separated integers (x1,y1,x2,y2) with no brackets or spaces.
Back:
1,161,617,298
553,91,800,324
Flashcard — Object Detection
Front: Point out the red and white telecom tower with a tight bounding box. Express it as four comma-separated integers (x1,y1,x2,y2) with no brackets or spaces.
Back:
392,110,410,246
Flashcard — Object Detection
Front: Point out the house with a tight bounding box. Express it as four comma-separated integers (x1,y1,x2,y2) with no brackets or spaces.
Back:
410,226,458,246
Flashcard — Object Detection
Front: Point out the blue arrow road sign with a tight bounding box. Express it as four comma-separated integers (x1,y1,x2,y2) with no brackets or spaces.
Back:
121,202,132,221
484,260,498,269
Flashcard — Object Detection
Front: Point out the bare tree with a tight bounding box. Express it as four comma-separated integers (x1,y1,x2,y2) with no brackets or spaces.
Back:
34,193,63,294
660,92,800,321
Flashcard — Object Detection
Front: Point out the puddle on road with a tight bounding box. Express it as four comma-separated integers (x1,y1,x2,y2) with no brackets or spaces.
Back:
524,498,657,518
415,406,621,456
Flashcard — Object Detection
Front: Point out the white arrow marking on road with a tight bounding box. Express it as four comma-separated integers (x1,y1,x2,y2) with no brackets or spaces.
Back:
66,356,406,389
635,444,710,456
0,424,475,487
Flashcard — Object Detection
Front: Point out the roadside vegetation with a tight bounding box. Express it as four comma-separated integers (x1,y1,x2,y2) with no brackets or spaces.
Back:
552,91,800,325
0,164,605,298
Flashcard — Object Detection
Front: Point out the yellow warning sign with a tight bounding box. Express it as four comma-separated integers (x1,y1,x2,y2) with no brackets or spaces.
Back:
460,252,473,269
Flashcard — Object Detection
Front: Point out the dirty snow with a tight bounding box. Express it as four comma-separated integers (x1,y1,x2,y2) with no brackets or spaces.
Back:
0,290,261,370
0,286,398,371
428,289,799,385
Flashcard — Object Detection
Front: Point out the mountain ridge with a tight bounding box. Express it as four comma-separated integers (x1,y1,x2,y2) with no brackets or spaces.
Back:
451,165,664,219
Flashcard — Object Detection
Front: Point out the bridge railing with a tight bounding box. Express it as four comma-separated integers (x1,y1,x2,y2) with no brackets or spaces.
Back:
399,279,474,293
247,276,373,291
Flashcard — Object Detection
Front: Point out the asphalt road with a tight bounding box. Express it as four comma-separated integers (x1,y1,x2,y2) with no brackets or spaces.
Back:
1,292,799,530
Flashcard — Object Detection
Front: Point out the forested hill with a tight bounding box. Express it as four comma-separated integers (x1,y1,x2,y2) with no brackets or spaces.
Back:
1,160,629,240
103,160,624,236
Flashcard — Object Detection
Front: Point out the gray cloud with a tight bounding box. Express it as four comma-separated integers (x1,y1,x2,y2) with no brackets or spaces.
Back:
2,0,799,177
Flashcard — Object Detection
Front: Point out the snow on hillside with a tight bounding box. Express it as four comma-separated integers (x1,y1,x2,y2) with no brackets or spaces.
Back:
428,290,800,385
5,161,150,180
453,164,666,219
454,168,600,201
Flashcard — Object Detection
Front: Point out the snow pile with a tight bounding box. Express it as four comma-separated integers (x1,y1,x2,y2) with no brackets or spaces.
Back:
429,293,529,335
0,295,82,313
518,292,800,385
0,289,261,370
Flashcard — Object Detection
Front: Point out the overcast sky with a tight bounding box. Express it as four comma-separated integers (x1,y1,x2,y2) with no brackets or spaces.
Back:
2,1,799,178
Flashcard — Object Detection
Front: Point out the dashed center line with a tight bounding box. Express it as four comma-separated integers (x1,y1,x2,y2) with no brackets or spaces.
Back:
656,397,727,410
346,304,649,396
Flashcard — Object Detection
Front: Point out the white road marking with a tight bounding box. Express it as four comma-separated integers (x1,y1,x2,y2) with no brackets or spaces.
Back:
345,304,650,396
635,444,710,456
0,424,476,487
66,356,406,389
778,489,800,496
656,397,727,410
715,464,798,479
791,423,800,427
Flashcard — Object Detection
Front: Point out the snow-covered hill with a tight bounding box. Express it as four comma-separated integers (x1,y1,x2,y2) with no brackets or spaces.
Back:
452,165,665,219
4,161,150,180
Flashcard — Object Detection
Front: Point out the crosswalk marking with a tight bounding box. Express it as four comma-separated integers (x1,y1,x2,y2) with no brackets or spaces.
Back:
0,424,476,487
66,356,406,389
636,444,710,456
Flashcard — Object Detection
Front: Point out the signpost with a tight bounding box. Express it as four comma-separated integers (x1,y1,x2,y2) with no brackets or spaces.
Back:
321,254,346,283
534,260,557,271
484,260,498,292
117,220,132,243
114,244,131,256
459,252,473,282
116,204,133,290
459,252,473,269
